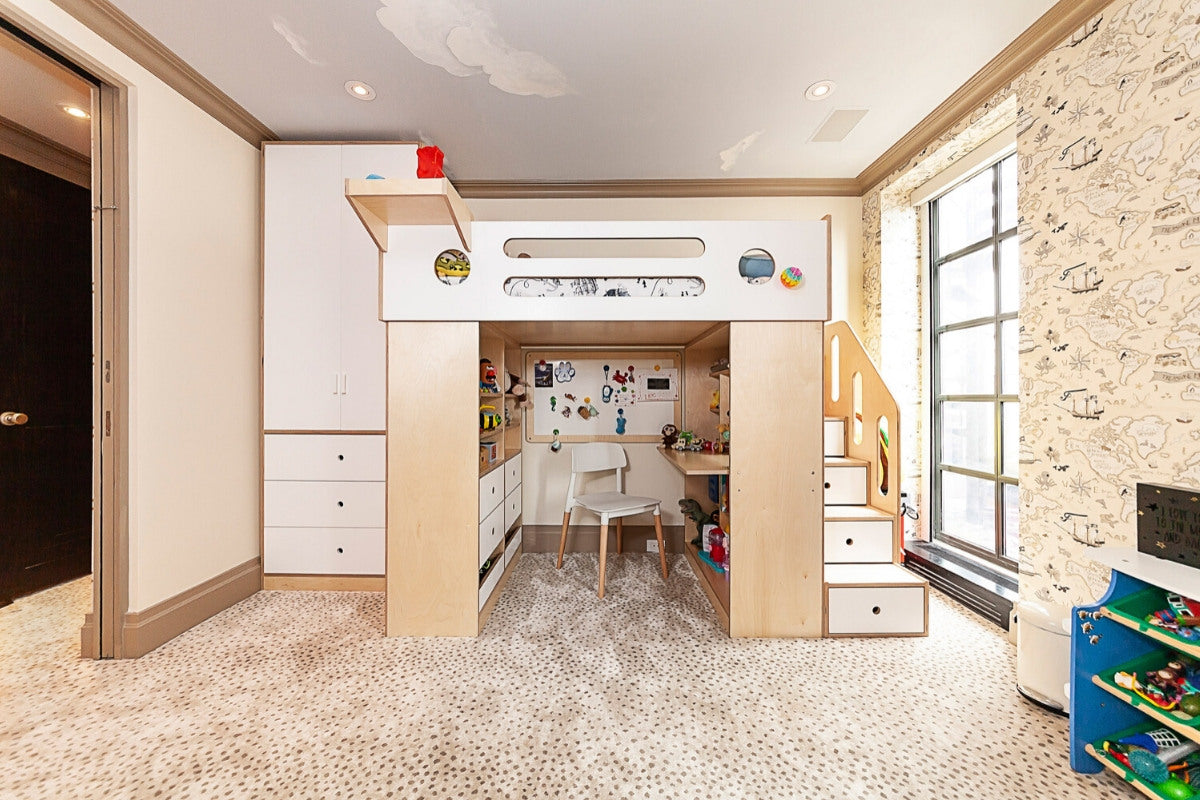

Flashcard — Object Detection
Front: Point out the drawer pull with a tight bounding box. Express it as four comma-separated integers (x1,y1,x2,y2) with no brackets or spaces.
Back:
845,538,854,546
337,501,344,507
338,454,344,461
824,482,831,489
872,606,881,615
337,547,344,554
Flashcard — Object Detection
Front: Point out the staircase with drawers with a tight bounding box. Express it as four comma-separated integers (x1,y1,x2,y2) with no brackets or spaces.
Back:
821,322,928,637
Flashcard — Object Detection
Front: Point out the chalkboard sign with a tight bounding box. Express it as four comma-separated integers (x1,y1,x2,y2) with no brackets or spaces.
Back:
1137,483,1200,566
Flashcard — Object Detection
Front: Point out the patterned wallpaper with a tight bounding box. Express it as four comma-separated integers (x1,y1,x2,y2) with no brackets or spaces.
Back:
1016,0,1200,605
860,0,1200,603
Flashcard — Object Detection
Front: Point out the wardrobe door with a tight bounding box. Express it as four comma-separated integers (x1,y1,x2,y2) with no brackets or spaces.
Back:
337,145,417,430
263,145,343,430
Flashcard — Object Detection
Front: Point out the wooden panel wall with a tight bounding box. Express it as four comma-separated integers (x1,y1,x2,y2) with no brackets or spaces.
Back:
729,321,824,637
386,321,479,636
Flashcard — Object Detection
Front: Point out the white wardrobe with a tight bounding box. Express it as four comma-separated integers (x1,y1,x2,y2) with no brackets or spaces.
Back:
262,142,416,584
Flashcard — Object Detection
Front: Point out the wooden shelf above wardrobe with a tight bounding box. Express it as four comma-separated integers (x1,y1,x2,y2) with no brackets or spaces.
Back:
345,177,473,253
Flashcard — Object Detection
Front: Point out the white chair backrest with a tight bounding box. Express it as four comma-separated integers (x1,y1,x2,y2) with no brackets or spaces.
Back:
571,442,627,474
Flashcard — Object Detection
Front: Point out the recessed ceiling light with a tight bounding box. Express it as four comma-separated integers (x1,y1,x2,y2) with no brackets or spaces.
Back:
805,80,836,101
58,103,90,119
344,81,376,101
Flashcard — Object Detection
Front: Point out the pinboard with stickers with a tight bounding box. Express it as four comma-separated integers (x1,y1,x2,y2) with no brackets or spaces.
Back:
526,351,681,442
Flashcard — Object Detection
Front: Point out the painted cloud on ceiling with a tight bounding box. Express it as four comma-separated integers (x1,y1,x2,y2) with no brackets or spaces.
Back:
271,15,325,66
719,130,765,172
376,0,571,97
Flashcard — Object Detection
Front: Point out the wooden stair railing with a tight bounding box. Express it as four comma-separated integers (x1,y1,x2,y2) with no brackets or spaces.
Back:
823,321,901,561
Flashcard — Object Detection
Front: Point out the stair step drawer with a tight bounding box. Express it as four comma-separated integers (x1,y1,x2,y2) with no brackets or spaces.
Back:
264,434,384,481
504,526,522,568
479,466,505,521
824,464,868,505
826,585,927,636
824,519,893,563
263,527,384,575
823,419,845,457
479,502,505,569
264,481,385,528
504,487,522,532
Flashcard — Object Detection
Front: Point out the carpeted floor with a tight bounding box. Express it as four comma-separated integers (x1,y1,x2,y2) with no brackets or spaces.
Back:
1,554,1132,799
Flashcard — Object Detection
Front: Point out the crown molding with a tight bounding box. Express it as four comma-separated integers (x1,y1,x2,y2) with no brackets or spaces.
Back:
855,0,1112,193
455,177,862,199
0,115,90,186
48,0,275,147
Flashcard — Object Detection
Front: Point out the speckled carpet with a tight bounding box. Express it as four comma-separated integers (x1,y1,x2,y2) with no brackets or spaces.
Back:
1,554,1131,799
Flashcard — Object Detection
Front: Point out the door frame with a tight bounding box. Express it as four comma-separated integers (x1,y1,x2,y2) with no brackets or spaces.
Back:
0,9,130,659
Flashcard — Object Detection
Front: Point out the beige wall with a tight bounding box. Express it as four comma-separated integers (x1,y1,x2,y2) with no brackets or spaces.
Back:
3,0,261,611
472,196,861,528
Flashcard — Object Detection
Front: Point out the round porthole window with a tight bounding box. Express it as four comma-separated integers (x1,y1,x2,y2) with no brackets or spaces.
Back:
738,248,774,285
434,249,470,285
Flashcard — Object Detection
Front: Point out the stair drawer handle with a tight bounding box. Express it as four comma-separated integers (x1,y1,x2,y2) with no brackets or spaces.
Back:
845,538,854,546
824,482,831,489
337,501,344,507
337,454,345,461
872,606,881,615
337,547,344,554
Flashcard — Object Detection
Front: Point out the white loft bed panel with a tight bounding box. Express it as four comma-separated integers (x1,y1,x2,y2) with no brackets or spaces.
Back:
377,219,830,322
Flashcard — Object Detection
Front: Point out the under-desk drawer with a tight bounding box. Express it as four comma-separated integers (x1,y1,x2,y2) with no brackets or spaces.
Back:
263,527,384,575
824,520,893,563
504,453,522,495
479,502,505,569
826,585,926,635
479,467,504,520
264,434,384,481
264,480,385,528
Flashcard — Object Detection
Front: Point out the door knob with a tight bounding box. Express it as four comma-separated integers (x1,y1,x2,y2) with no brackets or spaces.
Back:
0,411,28,426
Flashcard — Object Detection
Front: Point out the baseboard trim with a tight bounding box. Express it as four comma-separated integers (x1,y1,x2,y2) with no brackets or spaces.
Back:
522,523,686,554
122,557,260,657
903,542,1017,631
79,612,96,659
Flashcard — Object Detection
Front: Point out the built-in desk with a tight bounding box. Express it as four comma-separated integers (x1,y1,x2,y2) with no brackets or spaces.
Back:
656,446,729,476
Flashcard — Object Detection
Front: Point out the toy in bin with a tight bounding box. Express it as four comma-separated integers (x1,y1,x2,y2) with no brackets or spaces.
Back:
1114,652,1200,711
1103,727,1200,793
1148,593,1200,640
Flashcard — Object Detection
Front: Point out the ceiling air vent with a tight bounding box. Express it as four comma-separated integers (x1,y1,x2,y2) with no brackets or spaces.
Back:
811,109,869,143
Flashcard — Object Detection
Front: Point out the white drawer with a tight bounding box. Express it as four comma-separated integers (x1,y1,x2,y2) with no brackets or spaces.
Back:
824,463,868,505
479,467,505,521
826,585,927,635
503,487,522,532
479,561,502,611
823,419,845,457
504,526,522,568
479,502,505,569
264,480,385,528
263,527,384,575
504,453,523,495
824,519,893,563
264,434,384,481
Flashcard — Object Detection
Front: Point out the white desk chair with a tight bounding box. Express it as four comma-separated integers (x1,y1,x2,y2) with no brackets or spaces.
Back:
557,442,668,598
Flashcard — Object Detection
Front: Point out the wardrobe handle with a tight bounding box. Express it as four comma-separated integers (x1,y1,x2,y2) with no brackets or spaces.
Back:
341,373,348,395
334,372,340,395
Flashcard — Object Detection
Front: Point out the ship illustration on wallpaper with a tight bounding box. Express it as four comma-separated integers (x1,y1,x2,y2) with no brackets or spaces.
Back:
1058,136,1103,170
1059,262,1103,293
1058,388,1104,420
1059,512,1104,547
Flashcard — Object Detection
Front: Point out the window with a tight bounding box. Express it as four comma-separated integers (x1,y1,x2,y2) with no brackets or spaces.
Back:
929,154,1018,568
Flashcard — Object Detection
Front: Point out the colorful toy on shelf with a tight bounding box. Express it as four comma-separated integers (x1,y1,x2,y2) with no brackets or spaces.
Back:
779,266,804,289
1148,594,1200,640
661,424,679,448
1114,654,1200,711
416,144,444,178
1106,728,1200,784
679,498,716,535
480,358,500,392
479,404,501,431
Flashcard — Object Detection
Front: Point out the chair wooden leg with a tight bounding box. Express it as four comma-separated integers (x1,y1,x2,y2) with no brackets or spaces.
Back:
616,518,623,554
557,511,571,569
654,513,668,580
598,521,608,598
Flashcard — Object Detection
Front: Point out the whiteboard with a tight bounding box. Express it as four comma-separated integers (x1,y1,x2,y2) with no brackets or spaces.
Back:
526,352,680,442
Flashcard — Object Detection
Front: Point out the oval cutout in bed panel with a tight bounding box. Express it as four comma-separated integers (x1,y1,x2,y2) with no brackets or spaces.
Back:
504,277,705,297
503,238,705,259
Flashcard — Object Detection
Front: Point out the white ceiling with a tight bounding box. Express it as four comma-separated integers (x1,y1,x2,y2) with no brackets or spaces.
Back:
106,0,1057,182
0,30,92,155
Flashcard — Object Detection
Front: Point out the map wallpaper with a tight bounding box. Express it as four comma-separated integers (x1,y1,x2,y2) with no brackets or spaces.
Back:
862,0,1200,604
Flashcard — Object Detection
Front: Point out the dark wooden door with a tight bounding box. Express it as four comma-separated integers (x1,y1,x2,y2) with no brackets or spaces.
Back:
0,153,92,606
